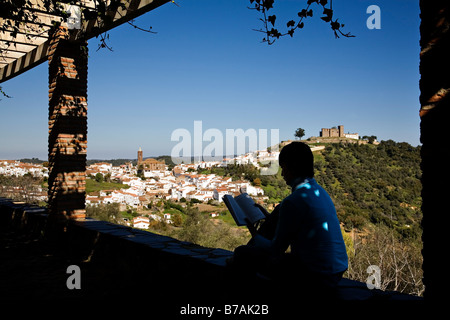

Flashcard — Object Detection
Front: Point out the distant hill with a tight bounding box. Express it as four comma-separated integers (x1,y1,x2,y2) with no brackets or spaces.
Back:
86,159,134,166
18,158,45,164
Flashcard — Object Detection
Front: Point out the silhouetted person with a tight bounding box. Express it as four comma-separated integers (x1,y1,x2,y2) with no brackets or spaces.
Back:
230,142,348,300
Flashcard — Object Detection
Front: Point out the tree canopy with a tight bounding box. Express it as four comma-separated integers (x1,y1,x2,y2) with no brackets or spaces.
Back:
294,128,305,139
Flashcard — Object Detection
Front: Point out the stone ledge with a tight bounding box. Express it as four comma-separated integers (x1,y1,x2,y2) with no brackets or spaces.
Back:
0,197,423,304
73,218,233,262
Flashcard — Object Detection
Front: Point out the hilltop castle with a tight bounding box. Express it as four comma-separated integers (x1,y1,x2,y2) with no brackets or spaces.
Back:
320,125,359,140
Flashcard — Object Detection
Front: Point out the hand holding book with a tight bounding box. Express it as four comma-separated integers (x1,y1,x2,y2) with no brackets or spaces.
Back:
222,193,266,228
245,217,258,236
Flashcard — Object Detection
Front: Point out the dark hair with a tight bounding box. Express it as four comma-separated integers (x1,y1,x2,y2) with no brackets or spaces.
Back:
279,142,314,178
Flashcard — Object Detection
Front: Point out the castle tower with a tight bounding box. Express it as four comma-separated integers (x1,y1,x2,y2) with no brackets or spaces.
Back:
338,125,344,137
137,147,143,165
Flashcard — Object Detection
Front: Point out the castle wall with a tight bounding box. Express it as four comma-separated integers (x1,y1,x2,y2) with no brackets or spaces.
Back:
320,127,342,137
321,125,350,138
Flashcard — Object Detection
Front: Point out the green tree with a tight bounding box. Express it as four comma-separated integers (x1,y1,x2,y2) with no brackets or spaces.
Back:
294,128,305,140
171,213,183,227
94,172,103,183
104,172,111,182
86,203,122,224
368,135,377,144
172,207,250,251
253,177,262,186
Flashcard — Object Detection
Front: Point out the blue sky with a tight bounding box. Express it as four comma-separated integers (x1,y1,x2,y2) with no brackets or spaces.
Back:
0,0,421,160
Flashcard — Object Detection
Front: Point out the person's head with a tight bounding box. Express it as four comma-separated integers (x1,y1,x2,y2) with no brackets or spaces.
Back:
278,142,314,185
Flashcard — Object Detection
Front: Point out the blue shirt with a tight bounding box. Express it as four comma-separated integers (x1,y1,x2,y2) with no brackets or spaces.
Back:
254,177,348,275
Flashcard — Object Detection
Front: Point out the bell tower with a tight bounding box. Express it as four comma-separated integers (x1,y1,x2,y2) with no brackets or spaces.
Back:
137,147,143,165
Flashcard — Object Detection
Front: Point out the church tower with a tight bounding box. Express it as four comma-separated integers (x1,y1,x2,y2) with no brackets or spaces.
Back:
137,147,143,165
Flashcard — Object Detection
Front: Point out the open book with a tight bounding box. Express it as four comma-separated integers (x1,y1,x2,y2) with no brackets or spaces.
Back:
222,193,266,226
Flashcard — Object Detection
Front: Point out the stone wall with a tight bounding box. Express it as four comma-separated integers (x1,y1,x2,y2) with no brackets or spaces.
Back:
0,197,421,309
320,125,344,138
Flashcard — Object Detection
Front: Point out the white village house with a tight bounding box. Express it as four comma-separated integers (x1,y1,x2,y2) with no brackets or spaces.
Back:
133,216,150,229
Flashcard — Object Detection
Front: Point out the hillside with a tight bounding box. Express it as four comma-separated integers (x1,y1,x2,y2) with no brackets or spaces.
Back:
252,140,421,238
313,140,422,238
279,140,423,295
83,139,424,296
83,139,424,295
195,139,422,239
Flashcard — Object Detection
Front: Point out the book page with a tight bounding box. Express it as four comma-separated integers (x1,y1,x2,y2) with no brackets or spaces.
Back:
223,195,247,226
234,193,266,224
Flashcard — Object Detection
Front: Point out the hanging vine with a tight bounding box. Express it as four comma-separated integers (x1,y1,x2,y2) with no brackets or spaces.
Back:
248,0,354,45
0,0,161,54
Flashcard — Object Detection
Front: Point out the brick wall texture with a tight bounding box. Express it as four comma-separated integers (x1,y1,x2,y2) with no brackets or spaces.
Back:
47,27,87,220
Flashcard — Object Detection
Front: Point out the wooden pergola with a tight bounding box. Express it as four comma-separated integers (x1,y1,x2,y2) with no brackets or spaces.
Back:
1,0,170,224
1,0,170,81
1,0,449,301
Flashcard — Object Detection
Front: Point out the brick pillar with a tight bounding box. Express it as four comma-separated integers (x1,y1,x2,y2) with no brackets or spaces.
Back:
419,1,450,300
47,26,87,224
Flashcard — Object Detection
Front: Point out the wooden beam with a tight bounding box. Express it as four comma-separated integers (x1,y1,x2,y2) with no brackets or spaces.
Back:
0,0,171,83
